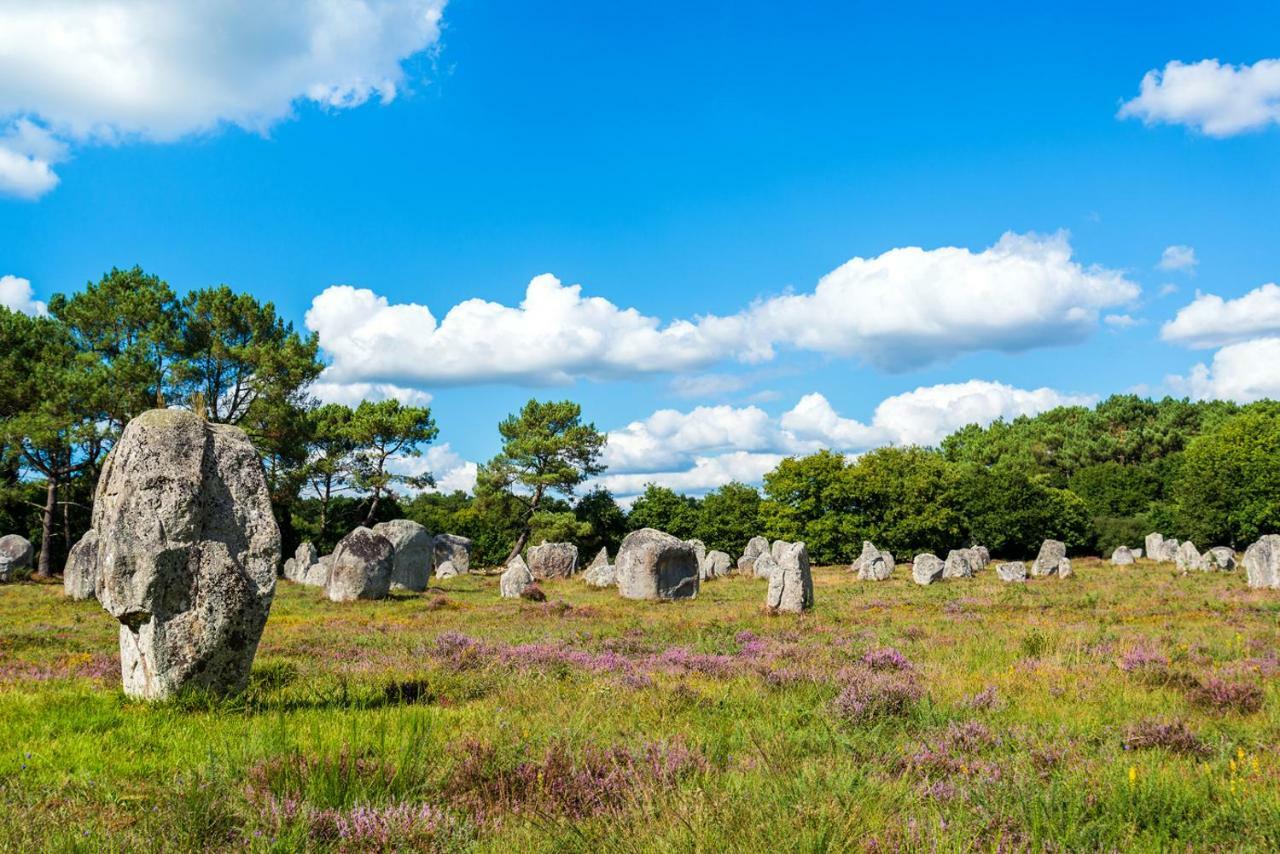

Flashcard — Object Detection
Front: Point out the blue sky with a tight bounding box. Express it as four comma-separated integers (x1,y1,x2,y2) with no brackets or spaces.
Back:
3,2,1279,497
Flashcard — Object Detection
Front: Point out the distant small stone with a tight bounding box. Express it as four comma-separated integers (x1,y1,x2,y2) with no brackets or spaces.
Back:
0,534,33,582
739,535,769,575
997,561,1027,582
912,553,944,586
753,550,781,581
853,541,895,580
1144,532,1164,560
972,546,990,568
528,541,579,579
1175,540,1202,573
702,549,731,580
1111,546,1135,566
1157,538,1181,562
943,549,976,579
63,530,98,601
1031,540,1066,577
766,541,813,613
435,560,459,579
687,539,707,569
326,527,395,602
582,556,617,588
1244,535,1280,589
500,555,534,598
1057,557,1073,579
587,548,609,572
1133,548,1143,559
434,533,473,574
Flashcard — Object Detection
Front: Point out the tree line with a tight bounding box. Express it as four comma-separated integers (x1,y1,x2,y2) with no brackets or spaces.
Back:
4,267,1279,575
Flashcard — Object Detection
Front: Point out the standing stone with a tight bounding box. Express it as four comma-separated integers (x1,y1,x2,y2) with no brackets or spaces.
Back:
1133,548,1143,559
1175,540,1202,572
1202,547,1236,572
1057,557,1073,579
286,541,321,585
767,541,814,613
855,541,894,581
435,560,460,579
528,542,579,579
0,534,33,582
582,552,617,588
282,557,297,581
738,535,769,574
851,541,879,575
972,546,991,568
616,528,699,600
753,550,780,580
943,549,976,579
997,561,1027,582
325,527,394,603
1157,538,1181,562
687,539,708,569
770,539,790,562
912,553,944,586
301,553,332,588
702,550,731,579
434,533,472,574
63,530,98,601
1144,533,1164,560
588,548,609,572
94,409,279,701
500,555,534,598
1031,540,1066,577
1244,535,1280,589
1111,546,1135,566
372,520,434,592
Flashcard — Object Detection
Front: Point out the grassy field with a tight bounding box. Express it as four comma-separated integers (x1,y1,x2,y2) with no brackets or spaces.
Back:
1,559,1278,852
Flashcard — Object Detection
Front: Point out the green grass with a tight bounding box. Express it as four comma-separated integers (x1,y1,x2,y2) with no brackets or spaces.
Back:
1,559,1278,851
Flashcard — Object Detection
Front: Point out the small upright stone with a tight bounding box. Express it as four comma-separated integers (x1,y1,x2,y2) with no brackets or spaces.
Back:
1175,540,1202,573
972,546,990,568
63,530,98,600
753,550,780,580
500,555,534,598
1111,546,1135,566
434,533,473,574
687,539,708,569
582,551,617,588
912,553,944,586
528,542,579,579
372,520,434,592
702,550,731,579
302,553,332,587
997,561,1027,582
1202,547,1236,571
1031,540,1066,577
1243,535,1280,589
1157,538,1181,562
435,560,459,579
943,549,976,579
587,548,609,572
325,527,395,602
1133,548,1143,559
0,534,33,582
767,541,814,613
616,528,699,600
1144,532,1164,560
1057,557,1073,579
738,536,769,575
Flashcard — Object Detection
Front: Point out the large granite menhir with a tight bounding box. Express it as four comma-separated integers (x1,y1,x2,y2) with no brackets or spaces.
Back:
94,409,280,701
616,528,699,600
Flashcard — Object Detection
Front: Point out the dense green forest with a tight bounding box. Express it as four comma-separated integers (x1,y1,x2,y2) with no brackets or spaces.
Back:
4,268,1279,574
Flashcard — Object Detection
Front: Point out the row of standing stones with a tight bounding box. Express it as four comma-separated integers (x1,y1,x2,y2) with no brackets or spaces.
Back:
5,407,1280,701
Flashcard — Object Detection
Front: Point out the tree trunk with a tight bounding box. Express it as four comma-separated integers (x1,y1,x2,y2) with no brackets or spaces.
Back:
504,486,544,564
361,490,381,528
36,476,57,578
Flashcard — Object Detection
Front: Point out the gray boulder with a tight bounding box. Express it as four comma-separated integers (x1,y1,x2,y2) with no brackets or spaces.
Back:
854,541,894,581
972,546,990,568
616,528,699,600
1201,546,1236,572
434,533,472,574
912,553,944,586
753,550,780,580
1144,532,1164,560
1156,538,1181,562
300,552,332,587
587,547,609,572
1057,557,1073,579
766,541,813,613
325,527,394,602
500,555,534,598
282,557,296,581
1111,546,1135,566
1175,540,1202,572
1133,548,1143,559
738,535,769,575
582,554,617,588
943,549,976,579
770,539,790,562
1031,540,1066,577
435,560,460,579
372,520,433,592
63,530,98,601
1244,535,1280,589
997,561,1027,582
702,550,731,579
687,539,708,569
94,409,279,701
0,534,32,582
528,541,579,579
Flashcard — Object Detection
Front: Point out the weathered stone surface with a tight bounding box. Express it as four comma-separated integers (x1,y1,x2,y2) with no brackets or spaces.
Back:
325,527,394,602
1111,546,1135,566
702,550,731,579
972,546,990,568
588,548,609,572
301,553,332,587
1057,557,1073,579
63,530,98,600
854,541,894,580
753,550,780,580
282,557,297,581
1244,535,1280,589
1144,532,1164,560
582,555,617,588
687,539,707,569
770,539,790,562
912,553,944,586
1133,548,1143,559
767,541,813,613
0,534,32,582
283,541,319,583
1156,538,1181,562
1175,540,1202,572
500,555,534,598
738,535,769,575
435,560,459,579
94,409,279,701
372,520,433,592
528,542,579,579
434,533,472,574
616,528,699,600
997,561,1027,582
943,549,976,579
1031,540,1066,577
1202,546,1236,572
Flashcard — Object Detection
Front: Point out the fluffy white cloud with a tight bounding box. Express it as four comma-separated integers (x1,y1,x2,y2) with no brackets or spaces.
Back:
0,1,446,196
603,404,786,474
386,442,477,495
1119,59,1280,137
736,230,1137,371
1104,313,1139,328
1168,337,1280,402
1161,283,1280,349
0,274,46,315
595,452,786,502
310,232,1136,394
1158,244,1198,272
312,379,432,407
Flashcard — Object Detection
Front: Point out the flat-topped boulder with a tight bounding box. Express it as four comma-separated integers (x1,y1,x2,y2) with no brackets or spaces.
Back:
372,520,433,591
1201,546,1236,572
943,549,977,579
912,553,944,586
0,534,32,582
325,527,394,602
528,541,579,579
1144,532,1164,559
997,561,1027,582
434,533,472,574
1031,540,1066,577
616,528,699,600
766,541,813,613
94,409,279,700
500,555,534,598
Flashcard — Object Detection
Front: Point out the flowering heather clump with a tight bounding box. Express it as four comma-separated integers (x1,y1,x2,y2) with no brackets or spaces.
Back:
451,738,708,822
1189,676,1264,715
1119,642,1169,675
432,632,488,671
862,646,913,672
962,686,1000,711
307,802,470,850
1123,718,1209,756
831,667,923,722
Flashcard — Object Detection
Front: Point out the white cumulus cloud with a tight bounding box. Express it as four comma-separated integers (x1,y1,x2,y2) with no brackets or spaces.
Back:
387,441,477,495
1168,337,1280,403
1161,283,1280,349
0,274,46,315
1119,58,1280,137
0,1,446,196
1157,244,1198,272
